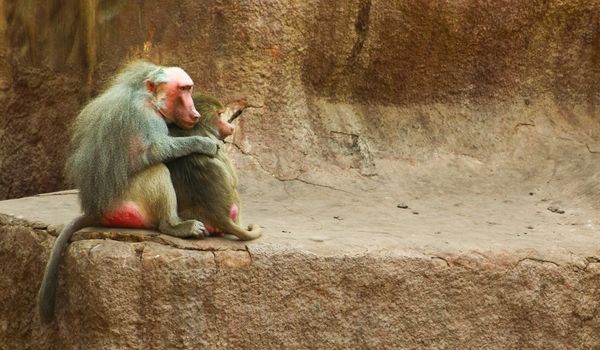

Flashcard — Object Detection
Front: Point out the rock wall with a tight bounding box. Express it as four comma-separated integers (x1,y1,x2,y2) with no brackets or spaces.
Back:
2,214,600,349
1,0,599,199
2,2,600,348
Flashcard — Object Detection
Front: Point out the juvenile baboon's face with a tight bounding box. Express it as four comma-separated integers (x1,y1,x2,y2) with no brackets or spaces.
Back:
215,113,235,140
155,67,201,129
212,100,247,140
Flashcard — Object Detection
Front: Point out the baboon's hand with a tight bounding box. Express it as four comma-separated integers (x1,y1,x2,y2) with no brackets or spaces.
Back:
194,136,219,157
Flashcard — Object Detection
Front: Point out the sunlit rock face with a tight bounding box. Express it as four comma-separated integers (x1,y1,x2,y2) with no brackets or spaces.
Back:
1,0,599,199
1,2,600,349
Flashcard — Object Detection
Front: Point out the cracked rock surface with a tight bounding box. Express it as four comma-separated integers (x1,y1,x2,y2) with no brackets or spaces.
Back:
1,162,600,349
1,0,600,348
2,0,599,199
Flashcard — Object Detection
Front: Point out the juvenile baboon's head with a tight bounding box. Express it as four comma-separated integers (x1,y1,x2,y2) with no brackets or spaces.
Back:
192,95,242,140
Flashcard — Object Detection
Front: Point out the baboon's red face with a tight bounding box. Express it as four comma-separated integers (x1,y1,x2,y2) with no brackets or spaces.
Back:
152,67,201,129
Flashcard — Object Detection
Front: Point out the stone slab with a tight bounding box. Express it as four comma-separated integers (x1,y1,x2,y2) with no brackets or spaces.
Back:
0,169,599,348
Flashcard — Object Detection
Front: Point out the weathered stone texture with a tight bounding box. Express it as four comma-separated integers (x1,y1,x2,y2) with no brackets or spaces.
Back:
1,216,600,349
1,1,599,348
1,0,599,198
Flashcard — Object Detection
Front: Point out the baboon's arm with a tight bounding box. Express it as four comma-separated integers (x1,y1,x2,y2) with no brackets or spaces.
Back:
138,135,218,169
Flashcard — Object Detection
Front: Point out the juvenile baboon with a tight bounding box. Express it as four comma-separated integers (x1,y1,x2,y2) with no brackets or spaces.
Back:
168,95,262,241
38,61,218,322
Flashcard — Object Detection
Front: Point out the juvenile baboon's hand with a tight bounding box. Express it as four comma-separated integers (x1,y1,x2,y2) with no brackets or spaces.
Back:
194,136,219,157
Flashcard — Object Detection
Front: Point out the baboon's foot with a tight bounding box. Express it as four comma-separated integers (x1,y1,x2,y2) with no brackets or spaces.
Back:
159,219,208,238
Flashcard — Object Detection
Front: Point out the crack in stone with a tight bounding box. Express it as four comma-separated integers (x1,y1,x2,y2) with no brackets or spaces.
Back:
211,251,217,268
517,257,559,267
584,256,600,271
431,256,450,267
228,140,355,194
330,130,360,138
348,0,371,65
514,122,536,131
35,190,79,197
286,177,355,194
245,245,254,264
134,243,148,350
227,140,281,178
585,143,600,154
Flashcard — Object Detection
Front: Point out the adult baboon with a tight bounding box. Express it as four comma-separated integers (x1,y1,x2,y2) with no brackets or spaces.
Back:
38,61,218,322
168,95,262,241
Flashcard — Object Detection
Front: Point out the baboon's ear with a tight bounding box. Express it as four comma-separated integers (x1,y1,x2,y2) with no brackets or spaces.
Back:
145,79,156,93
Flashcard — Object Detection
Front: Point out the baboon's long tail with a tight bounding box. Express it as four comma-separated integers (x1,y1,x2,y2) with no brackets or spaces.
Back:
222,220,262,241
38,215,92,322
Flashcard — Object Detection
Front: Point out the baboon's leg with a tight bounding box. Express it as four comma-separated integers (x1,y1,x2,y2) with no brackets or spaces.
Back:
127,164,208,238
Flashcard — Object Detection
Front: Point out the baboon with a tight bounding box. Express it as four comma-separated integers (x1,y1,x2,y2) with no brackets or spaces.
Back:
168,95,262,241
38,61,218,322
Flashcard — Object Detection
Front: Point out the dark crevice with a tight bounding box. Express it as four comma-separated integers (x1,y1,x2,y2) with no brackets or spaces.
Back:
348,0,372,64
134,243,148,349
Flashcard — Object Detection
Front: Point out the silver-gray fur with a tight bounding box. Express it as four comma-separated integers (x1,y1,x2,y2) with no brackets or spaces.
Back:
38,61,217,323
66,61,217,215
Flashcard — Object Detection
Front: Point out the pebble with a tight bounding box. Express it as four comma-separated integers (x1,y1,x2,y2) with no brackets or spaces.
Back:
547,206,565,214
